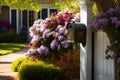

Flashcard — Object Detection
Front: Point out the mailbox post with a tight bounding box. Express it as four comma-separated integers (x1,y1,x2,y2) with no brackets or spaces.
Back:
67,22,86,46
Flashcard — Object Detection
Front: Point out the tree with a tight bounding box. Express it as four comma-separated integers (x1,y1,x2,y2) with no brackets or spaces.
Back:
0,0,79,12
53,0,79,12
93,0,120,12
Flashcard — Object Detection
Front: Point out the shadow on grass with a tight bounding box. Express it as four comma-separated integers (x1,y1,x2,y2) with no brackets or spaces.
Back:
0,75,15,80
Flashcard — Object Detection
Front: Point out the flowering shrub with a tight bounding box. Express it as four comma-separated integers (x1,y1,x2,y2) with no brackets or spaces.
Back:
88,8,120,80
25,11,77,60
45,49,80,80
88,8,120,62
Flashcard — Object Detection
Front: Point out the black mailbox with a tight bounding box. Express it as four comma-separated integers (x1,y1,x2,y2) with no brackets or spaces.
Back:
67,22,86,45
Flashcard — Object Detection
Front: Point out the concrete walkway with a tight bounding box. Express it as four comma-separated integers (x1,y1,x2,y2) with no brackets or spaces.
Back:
0,47,28,80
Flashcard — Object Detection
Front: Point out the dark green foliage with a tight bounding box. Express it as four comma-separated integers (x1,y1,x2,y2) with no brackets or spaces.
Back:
18,60,66,80
0,31,27,43
12,33,27,43
0,31,15,42
11,56,26,72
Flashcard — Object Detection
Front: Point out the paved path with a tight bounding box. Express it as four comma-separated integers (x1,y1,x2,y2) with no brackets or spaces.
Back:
0,47,28,80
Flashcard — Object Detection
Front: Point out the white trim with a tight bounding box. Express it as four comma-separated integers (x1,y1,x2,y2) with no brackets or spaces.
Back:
20,10,23,27
0,6,2,14
40,10,42,19
16,9,19,34
48,8,50,18
10,7,11,24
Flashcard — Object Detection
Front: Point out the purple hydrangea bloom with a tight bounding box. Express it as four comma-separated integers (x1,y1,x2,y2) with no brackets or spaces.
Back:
31,35,42,43
114,40,119,44
46,31,54,38
87,24,94,30
58,35,64,41
62,41,70,48
107,8,116,15
56,25,63,30
115,21,120,28
25,49,38,57
41,45,49,55
42,29,50,38
40,25,46,32
112,53,118,58
105,45,112,52
37,47,43,55
115,8,120,13
117,57,120,64
50,39,58,49
110,17,118,24
29,49,37,55
34,19,43,24
98,18,109,26
59,27,66,34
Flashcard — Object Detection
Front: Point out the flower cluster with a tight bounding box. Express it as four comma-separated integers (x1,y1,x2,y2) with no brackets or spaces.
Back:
25,11,76,59
88,8,120,64
88,8,120,31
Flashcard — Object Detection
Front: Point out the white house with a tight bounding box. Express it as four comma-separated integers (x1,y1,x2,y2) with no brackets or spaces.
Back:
0,5,57,35
79,0,114,80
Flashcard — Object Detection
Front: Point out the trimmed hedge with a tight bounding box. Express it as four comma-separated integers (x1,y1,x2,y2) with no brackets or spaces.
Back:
18,60,66,80
0,31,27,43
11,56,26,72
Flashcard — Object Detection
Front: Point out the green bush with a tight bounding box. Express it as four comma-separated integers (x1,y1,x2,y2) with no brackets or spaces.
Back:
18,60,66,80
0,31,15,42
0,31,27,43
11,56,26,72
13,33,27,43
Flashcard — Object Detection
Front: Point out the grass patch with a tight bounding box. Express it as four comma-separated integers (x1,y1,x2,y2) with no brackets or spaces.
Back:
0,43,25,55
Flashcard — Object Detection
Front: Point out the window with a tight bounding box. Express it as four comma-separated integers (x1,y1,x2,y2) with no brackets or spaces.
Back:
38,8,57,19
28,8,57,27
11,9,17,31
29,10,35,26
50,9,57,15
41,8,48,19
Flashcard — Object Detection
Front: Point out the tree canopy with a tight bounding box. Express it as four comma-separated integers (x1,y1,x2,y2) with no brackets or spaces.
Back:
0,0,79,12
93,0,120,12
92,0,120,16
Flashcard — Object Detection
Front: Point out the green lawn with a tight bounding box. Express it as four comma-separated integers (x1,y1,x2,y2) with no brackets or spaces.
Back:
0,43,25,55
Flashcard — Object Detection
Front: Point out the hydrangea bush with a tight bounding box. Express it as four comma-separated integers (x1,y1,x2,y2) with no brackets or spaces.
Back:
25,11,78,60
88,8,120,80
88,8,120,61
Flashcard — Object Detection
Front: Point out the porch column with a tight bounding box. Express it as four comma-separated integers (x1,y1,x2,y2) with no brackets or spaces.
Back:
79,0,93,80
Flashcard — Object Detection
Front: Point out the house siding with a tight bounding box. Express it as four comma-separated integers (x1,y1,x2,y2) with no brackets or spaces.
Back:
0,6,9,21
